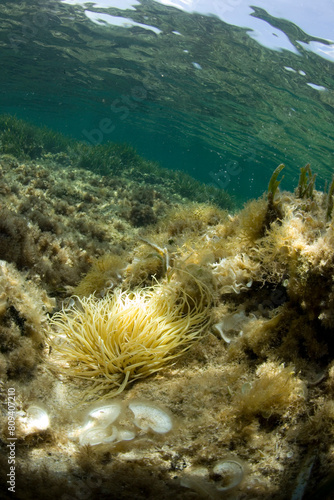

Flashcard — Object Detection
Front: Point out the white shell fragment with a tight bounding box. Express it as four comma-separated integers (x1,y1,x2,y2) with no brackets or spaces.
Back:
180,459,245,496
79,423,136,446
116,428,136,442
77,399,140,446
76,398,174,446
79,425,119,446
213,459,244,491
26,405,50,430
128,400,173,434
19,404,50,435
84,399,123,428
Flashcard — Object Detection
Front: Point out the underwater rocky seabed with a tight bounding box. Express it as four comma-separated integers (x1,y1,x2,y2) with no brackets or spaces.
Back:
0,128,334,499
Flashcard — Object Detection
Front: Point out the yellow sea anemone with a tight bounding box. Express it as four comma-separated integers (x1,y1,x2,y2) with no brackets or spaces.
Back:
50,279,211,399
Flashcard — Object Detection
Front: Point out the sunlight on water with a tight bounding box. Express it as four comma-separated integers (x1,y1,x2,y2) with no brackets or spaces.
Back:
0,0,333,201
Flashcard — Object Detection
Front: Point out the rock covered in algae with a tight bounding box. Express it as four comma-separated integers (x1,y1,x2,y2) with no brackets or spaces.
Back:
0,148,334,499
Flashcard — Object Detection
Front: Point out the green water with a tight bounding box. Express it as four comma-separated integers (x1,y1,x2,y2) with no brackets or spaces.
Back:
0,0,333,202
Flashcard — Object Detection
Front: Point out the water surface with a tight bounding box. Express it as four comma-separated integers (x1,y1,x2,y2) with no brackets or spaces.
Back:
0,0,333,201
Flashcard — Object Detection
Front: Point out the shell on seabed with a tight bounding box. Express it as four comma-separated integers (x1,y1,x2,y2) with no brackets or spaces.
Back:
85,399,124,428
19,404,50,434
213,459,244,491
128,400,173,434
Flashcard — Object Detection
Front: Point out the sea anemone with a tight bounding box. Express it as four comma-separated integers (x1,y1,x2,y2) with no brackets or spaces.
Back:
50,278,211,399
